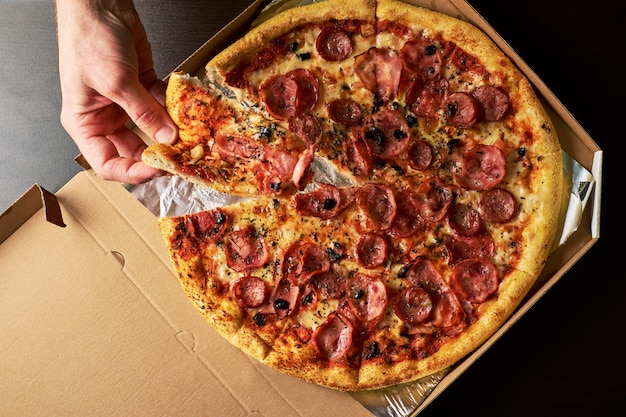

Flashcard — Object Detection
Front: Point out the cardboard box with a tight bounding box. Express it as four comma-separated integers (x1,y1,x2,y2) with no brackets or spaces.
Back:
0,1,601,416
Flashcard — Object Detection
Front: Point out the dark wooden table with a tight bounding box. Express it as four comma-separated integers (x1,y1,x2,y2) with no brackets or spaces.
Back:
1,1,623,415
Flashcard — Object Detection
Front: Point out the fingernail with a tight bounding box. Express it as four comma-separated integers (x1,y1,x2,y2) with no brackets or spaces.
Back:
155,125,175,144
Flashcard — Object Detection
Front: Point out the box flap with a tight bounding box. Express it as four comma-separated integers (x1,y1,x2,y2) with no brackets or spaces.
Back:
0,171,370,417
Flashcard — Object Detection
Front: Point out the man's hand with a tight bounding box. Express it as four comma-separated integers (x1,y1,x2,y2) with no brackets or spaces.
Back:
56,0,177,183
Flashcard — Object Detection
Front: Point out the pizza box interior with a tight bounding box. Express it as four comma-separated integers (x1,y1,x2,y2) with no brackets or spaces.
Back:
0,0,601,416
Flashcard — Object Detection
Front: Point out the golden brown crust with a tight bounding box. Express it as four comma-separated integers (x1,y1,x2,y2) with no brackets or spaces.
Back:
356,268,533,389
158,217,244,340
208,0,376,75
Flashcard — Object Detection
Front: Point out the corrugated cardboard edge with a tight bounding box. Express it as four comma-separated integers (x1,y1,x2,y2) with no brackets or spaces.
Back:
0,184,65,244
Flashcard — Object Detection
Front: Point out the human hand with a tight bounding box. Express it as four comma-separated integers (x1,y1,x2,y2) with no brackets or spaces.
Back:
56,0,177,183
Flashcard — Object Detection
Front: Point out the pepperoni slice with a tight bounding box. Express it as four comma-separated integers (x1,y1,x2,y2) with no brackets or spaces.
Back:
288,68,320,114
407,75,449,118
292,148,315,190
225,227,269,272
282,242,330,286
346,274,388,324
473,85,510,122
343,135,373,179
293,182,342,220
387,191,426,238
431,291,466,328
311,265,348,299
395,287,434,325
404,257,446,293
445,92,480,128
267,277,300,318
314,313,353,361
355,233,388,269
453,259,499,303
480,188,518,223
316,27,353,61
185,209,228,243
327,98,363,126
232,276,268,309
355,183,397,231
289,113,322,146
407,140,434,171
412,178,453,223
448,203,483,236
362,109,410,159
446,232,495,264
259,69,319,120
259,75,298,120
214,133,263,161
460,144,507,191
400,39,443,79
354,47,403,102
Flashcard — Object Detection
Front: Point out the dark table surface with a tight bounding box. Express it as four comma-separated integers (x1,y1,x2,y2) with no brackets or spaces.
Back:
1,0,623,416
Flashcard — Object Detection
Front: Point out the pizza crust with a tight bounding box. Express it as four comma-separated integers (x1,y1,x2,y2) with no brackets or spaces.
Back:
208,0,377,76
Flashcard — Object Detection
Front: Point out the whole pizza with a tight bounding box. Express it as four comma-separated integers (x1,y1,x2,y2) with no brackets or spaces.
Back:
143,0,563,391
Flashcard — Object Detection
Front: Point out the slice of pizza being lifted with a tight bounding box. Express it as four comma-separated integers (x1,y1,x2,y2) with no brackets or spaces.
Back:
142,73,315,196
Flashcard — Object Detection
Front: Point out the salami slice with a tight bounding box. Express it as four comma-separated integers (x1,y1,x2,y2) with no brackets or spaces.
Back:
346,273,388,325
446,232,495,264
480,188,518,223
355,183,397,230
185,209,228,244
395,287,434,325
225,226,270,272
453,258,499,303
448,203,483,237
473,85,510,122
259,75,298,120
316,27,354,61
412,178,454,223
289,113,323,146
387,190,426,238
282,242,330,286
459,144,507,191
404,257,446,293
445,92,480,128
314,313,353,361
407,75,449,118
293,182,343,220
355,233,388,269
354,47,403,102
327,98,364,126
362,109,410,158
343,135,374,179
260,69,319,119
232,276,268,308
400,39,443,79
407,140,434,171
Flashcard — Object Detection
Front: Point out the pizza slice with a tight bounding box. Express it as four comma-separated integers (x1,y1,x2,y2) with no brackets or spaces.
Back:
143,73,312,196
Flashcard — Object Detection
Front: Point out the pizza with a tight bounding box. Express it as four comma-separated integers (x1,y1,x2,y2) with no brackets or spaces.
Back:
142,0,563,391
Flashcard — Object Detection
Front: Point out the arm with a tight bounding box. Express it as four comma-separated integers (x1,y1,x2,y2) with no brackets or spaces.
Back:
55,0,178,183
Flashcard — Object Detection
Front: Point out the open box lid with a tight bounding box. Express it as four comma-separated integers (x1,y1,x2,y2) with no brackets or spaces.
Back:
0,170,371,417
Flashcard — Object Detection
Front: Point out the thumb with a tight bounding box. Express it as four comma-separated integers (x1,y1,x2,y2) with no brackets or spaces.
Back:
117,77,178,144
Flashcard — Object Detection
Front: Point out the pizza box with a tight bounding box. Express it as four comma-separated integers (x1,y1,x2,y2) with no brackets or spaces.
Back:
0,0,601,416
